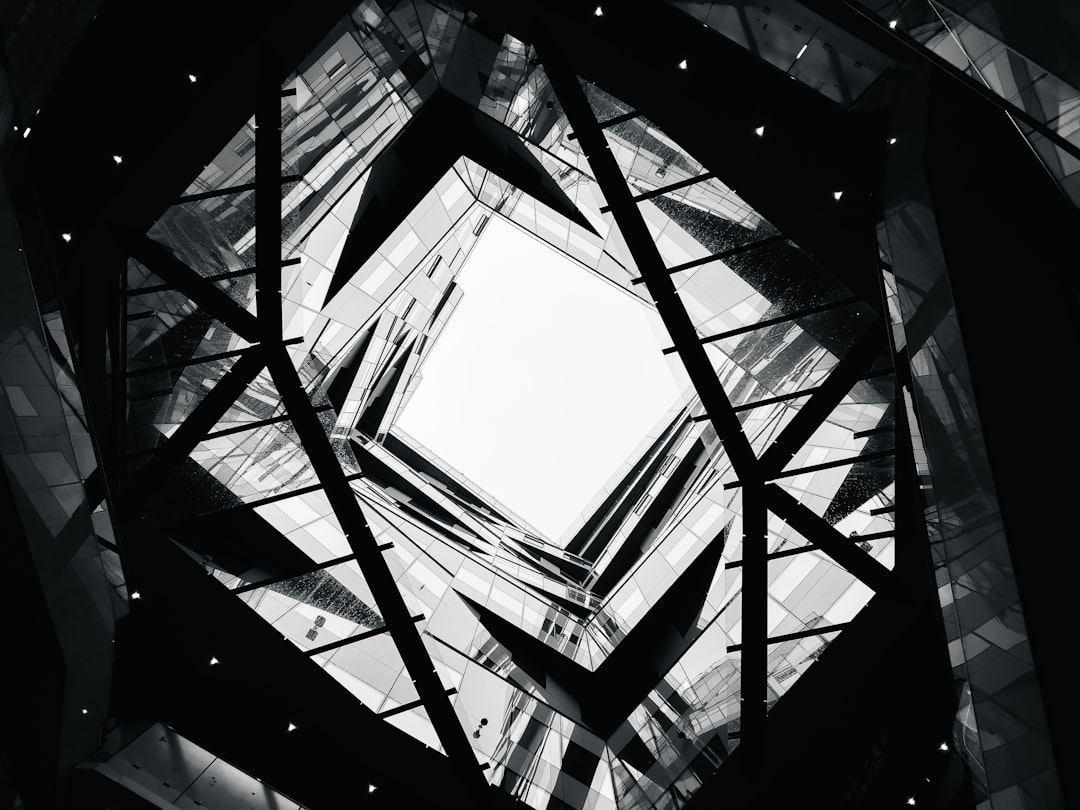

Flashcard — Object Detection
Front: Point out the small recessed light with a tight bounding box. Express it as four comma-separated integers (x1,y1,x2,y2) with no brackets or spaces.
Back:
209,656,219,666
907,799,916,807
22,127,30,139
678,59,688,70
287,722,297,732
188,74,198,83
112,155,123,165
81,708,88,715
889,137,897,145
939,742,948,751
368,785,377,793
61,233,72,243
889,19,898,29
754,125,765,137
593,5,603,16
131,590,141,599
796,43,808,59
833,191,844,201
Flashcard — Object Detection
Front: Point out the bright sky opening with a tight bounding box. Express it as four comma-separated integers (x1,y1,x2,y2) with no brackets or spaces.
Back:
396,215,683,542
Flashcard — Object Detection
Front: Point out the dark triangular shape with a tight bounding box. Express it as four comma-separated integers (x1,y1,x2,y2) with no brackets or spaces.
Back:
459,535,724,737
325,90,598,306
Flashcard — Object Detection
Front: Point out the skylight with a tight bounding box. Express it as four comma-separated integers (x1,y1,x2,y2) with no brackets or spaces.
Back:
396,216,683,542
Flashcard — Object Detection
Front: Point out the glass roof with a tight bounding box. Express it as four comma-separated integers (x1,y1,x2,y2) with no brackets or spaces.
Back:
395,215,683,541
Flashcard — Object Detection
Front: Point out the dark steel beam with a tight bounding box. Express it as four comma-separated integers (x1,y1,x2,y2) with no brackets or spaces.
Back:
599,109,640,128
177,175,301,204
125,265,288,297
725,448,896,489
539,48,759,481
663,296,860,354
267,348,485,785
233,551,360,594
125,337,300,378
379,692,458,720
701,296,860,346
163,471,365,526
599,171,717,213
130,236,262,342
125,403,328,460
765,484,894,593
854,424,894,440
892,378,927,579
256,51,284,344
204,405,331,441
728,385,822,414
758,320,886,478
127,346,268,507
727,622,849,652
304,616,423,658
726,531,894,567
739,483,768,773
630,234,789,284
566,109,639,138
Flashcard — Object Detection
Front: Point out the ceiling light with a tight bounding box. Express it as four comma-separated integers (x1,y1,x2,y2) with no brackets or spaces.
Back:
22,127,30,139
188,74,197,83
796,43,808,59
112,155,123,165
130,590,141,599
593,5,603,16
287,722,297,732
678,59,688,70
833,191,844,201
209,656,219,665
81,708,88,715
754,126,765,137
61,233,72,243
939,742,949,751
889,137,897,144
368,785,377,793
889,19,898,29
907,799,916,806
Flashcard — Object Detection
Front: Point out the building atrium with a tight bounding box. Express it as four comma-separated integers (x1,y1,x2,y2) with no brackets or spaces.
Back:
1,1,1076,808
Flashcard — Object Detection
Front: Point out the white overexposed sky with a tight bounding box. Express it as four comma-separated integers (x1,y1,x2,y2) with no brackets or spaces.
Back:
395,215,683,542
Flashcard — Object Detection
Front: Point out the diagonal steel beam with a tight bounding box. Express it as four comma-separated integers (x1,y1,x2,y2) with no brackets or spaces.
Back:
266,348,485,787
539,52,760,482
892,375,931,579
256,49,284,344
599,171,717,212
662,295,861,354
765,484,894,593
725,447,897,489
630,234,789,284
130,235,262,342
739,482,769,759
232,551,358,595
127,346,268,508
727,621,849,652
247,59,492,775
757,319,886,478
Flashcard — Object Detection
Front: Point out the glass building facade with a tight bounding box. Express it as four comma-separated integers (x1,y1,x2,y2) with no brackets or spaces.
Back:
2,1,1074,809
